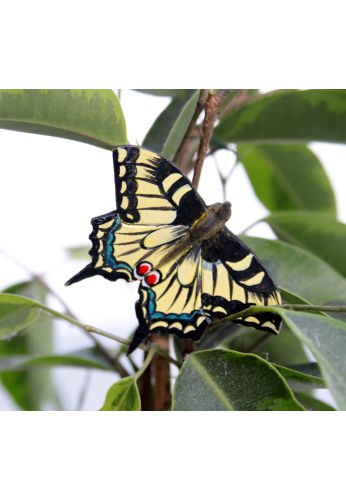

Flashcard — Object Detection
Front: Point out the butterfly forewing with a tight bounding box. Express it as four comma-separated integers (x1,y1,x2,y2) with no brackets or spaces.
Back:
113,145,206,226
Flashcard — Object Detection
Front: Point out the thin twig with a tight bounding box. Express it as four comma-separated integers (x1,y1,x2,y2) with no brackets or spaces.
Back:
280,304,346,313
134,346,156,381
75,370,93,411
173,90,208,165
239,218,264,236
208,303,346,333
192,90,220,189
218,89,251,120
0,247,128,375
26,299,181,367
213,152,239,202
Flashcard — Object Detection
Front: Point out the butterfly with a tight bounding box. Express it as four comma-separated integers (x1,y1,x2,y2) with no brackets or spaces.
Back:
66,145,282,354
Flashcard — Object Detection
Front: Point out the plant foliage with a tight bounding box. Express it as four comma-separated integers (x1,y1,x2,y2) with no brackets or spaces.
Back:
1,88,345,411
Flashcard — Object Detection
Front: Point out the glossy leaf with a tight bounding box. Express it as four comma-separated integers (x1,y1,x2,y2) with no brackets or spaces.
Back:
160,90,200,160
172,349,304,411
244,237,346,309
0,283,58,411
0,347,113,373
224,323,310,366
143,90,196,154
273,363,325,392
238,144,336,214
0,89,126,149
296,393,336,411
207,288,312,364
100,376,141,411
215,90,346,144
265,211,346,277
281,310,346,410
0,293,40,339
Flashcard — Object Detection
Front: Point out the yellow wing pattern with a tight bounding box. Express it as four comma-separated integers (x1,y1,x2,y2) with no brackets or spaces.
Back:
200,228,282,334
67,145,282,354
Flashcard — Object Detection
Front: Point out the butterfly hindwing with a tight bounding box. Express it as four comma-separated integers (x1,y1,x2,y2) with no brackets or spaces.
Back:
201,228,282,334
129,246,210,353
66,210,189,285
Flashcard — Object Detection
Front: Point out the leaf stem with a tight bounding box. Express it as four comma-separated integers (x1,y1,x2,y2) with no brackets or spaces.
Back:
0,246,129,376
134,346,156,381
209,303,346,332
280,304,346,313
35,300,180,367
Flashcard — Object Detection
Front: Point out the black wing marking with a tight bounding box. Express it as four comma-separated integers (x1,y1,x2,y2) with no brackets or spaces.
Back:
65,211,189,286
201,228,282,334
128,246,210,354
113,145,206,226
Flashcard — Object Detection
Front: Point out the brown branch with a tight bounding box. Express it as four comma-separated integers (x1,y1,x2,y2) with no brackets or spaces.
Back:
138,347,154,410
140,335,171,410
151,335,171,410
218,89,251,120
192,90,220,189
173,90,208,166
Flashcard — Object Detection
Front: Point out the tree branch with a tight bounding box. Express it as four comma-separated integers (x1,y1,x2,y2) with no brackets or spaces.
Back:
192,90,220,189
173,90,208,166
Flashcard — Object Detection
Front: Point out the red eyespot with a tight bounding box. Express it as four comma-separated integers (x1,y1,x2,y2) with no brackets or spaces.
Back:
145,271,161,286
136,262,152,276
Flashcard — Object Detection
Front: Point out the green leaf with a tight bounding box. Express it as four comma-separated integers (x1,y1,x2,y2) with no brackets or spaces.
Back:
264,211,346,277
243,237,346,309
100,376,141,411
238,144,336,214
287,362,322,378
0,347,113,373
280,310,346,410
273,363,325,392
214,90,346,144
172,349,304,411
296,393,336,411
0,283,59,410
0,293,40,339
143,90,196,154
224,323,310,366
160,90,200,160
0,89,126,149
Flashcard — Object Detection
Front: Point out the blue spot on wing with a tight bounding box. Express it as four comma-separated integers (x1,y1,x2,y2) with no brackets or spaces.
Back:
146,288,202,322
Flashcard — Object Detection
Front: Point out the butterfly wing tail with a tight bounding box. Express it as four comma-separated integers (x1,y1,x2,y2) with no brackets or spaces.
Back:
65,264,96,286
65,210,134,286
127,326,149,355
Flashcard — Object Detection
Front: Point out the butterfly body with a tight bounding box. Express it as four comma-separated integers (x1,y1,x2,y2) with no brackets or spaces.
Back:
66,145,282,353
